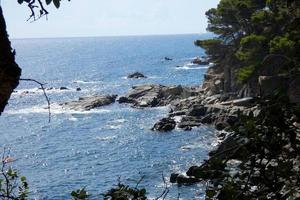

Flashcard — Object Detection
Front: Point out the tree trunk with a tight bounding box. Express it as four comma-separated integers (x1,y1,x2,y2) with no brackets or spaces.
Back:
0,6,21,115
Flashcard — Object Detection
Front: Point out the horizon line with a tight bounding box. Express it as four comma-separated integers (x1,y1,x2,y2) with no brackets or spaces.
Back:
10,32,212,40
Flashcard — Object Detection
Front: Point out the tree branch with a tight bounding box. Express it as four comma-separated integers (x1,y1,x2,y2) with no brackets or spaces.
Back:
19,78,51,123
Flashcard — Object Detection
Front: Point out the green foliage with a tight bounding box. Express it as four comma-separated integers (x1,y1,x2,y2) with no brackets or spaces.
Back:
195,0,300,90
236,34,267,61
103,182,147,200
236,65,256,83
195,39,225,62
0,153,29,200
269,35,296,57
70,187,89,200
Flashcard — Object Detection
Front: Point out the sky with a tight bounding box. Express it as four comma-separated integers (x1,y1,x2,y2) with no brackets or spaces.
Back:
1,0,220,38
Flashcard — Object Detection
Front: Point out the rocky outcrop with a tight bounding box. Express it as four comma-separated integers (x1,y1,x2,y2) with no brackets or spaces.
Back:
170,173,200,185
192,57,209,65
152,92,260,132
118,84,200,108
127,72,147,79
151,117,176,132
61,94,117,111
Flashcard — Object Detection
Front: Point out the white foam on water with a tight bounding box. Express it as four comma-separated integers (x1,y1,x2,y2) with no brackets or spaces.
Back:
105,125,123,130
95,136,117,141
72,80,103,84
6,103,112,115
13,87,85,96
111,118,127,123
175,64,209,70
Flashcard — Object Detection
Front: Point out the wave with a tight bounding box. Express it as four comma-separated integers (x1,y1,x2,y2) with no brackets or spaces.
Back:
72,80,103,84
13,87,84,96
6,103,112,115
110,118,127,123
95,136,117,141
175,65,209,70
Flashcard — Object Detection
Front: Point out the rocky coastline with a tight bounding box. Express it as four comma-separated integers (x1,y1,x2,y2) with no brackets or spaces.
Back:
41,58,300,199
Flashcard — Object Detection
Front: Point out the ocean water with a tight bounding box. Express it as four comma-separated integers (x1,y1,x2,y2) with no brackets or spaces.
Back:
0,34,217,199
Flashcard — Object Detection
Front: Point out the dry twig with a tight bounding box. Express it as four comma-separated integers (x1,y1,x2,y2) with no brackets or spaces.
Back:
19,78,51,122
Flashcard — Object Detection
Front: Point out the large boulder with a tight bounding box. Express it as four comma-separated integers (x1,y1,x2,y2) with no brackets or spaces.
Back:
127,72,147,79
61,94,117,111
152,117,176,132
192,57,209,65
118,84,199,108
170,173,200,185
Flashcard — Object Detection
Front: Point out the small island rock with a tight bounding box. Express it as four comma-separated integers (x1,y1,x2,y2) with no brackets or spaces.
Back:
61,94,117,111
127,72,147,79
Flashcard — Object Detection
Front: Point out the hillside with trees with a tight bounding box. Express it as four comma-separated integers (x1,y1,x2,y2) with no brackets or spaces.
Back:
197,0,300,101
183,0,300,199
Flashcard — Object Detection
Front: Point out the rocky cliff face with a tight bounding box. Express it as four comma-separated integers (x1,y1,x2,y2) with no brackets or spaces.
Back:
201,56,300,104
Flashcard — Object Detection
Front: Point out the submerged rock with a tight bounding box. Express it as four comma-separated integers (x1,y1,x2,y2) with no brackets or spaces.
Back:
60,87,69,90
164,57,173,61
62,94,117,111
127,72,147,79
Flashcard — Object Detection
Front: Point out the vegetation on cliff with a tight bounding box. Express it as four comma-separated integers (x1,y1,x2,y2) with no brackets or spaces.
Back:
196,0,300,96
186,0,300,199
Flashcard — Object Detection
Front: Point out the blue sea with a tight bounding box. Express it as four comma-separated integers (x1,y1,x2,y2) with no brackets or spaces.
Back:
0,34,217,199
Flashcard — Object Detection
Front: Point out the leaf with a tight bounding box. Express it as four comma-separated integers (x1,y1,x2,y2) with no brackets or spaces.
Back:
53,0,60,8
17,0,24,4
46,0,52,5
20,176,26,182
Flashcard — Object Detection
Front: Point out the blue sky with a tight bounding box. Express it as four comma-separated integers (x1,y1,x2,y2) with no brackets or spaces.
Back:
2,0,220,38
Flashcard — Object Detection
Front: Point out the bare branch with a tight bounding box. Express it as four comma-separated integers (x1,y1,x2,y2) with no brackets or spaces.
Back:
19,78,51,123
155,173,169,200
135,175,145,189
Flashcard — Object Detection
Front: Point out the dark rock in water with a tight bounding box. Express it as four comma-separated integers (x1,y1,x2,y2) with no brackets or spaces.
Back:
60,87,68,90
176,174,200,185
192,57,209,65
127,72,147,79
62,94,117,111
152,117,176,132
164,57,173,61
183,126,192,131
76,87,81,91
170,173,179,183
170,172,200,185
118,84,199,108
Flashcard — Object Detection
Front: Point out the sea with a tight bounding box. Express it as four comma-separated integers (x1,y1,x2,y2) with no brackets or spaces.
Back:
0,34,218,199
